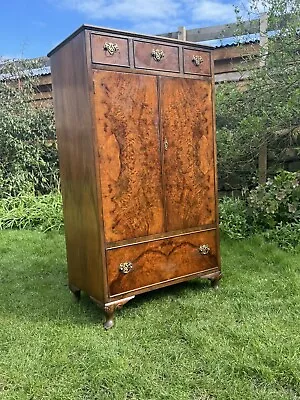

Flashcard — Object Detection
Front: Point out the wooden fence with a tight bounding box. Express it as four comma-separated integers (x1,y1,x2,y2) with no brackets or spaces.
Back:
158,13,268,84
158,16,262,42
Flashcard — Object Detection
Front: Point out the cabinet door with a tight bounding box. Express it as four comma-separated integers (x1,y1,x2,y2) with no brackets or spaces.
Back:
93,71,164,243
160,77,216,231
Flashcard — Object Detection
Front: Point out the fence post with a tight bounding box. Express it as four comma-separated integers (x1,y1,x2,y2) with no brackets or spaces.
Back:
178,26,187,41
258,12,268,184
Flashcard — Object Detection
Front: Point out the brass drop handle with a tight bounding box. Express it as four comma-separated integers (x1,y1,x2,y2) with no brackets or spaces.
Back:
119,261,133,274
192,55,204,67
152,49,165,62
103,42,119,55
198,244,210,255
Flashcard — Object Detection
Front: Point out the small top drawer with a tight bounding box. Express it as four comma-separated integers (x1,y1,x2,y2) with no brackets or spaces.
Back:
183,48,211,76
91,34,130,67
133,40,180,72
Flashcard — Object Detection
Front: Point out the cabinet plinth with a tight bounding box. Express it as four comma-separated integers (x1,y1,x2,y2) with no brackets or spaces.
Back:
48,25,221,328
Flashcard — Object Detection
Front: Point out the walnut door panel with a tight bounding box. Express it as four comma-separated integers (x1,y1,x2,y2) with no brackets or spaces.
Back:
107,230,217,296
93,71,164,242
160,77,216,231
133,40,180,72
183,48,211,76
91,34,130,67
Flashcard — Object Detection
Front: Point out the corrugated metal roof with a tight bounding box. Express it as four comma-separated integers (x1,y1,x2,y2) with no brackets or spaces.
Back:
28,66,51,76
200,36,260,48
214,38,259,48
0,66,51,80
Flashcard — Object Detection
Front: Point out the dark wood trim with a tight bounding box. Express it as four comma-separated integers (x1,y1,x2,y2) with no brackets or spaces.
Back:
90,62,213,80
128,38,135,67
178,45,184,74
47,24,214,57
108,267,220,300
106,225,217,250
157,76,168,234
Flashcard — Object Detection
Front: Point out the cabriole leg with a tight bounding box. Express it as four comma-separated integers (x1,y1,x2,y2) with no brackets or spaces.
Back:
209,273,222,290
69,284,81,301
103,296,135,330
104,305,115,330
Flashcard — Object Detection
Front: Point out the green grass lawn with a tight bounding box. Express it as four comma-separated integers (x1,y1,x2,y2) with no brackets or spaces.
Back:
0,230,300,400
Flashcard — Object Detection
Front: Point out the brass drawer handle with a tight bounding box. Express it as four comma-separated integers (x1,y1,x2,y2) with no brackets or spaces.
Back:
152,49,165,62
192,55,203,67
103,42,119,55
119,262,133,274
198,244,210,255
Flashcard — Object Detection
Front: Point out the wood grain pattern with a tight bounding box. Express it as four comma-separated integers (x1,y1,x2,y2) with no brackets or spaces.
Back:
93,70,164,242
107,230,217,295
160,77,216,231
51,31,106,302
134,40,180,72
183,48,211,76
91,34,129,67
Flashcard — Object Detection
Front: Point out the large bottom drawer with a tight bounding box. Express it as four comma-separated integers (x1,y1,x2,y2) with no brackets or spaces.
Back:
106,229,218,296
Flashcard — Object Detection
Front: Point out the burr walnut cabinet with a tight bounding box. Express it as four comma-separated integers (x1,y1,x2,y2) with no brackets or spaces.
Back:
48,25,221,329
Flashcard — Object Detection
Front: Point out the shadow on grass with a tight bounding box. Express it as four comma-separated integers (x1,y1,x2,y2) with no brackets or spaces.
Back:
62,276,212,324
1,246,212,326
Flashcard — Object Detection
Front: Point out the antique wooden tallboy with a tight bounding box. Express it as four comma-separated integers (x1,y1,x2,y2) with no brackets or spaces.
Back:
48,25,221,329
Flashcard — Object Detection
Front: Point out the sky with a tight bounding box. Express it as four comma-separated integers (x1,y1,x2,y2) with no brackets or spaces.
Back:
0,0,248,59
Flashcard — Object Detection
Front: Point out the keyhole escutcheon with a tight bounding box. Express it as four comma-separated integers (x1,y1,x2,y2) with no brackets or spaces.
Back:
164,138,169,151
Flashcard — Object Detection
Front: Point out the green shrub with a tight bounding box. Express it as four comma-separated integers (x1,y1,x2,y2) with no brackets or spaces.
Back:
219,171,300,250
0,58,58,198
0,192,63,232
263,222,300,252
248,171,300,229
219,196,251,239
216,0,300,188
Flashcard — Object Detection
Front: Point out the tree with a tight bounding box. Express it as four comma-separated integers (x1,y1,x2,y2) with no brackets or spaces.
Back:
0,58,58,197
216,0,300,189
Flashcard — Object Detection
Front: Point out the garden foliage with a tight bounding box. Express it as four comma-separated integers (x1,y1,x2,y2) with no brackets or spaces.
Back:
248,170,300,228
0,191,63,232
216,0,300,189
219,171,300,250
0,58,58,198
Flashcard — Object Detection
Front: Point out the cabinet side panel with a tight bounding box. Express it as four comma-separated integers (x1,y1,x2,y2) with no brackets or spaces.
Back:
161,77,216,231
51,32,105,302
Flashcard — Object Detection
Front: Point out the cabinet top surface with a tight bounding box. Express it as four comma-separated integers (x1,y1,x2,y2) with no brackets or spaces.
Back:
47,24,214,57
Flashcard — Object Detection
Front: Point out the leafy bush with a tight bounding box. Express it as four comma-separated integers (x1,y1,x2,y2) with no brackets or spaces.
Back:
219,196,251,239
248,171,300,229
219,171,300,250
0,192,63,232
216,0,300,189
0,58,58,198
263,222,300,252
